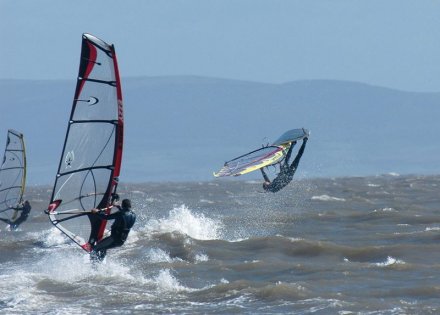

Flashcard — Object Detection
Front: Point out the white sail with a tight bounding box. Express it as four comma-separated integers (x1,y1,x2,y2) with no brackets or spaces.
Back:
47,34,124,252
0,130,26,217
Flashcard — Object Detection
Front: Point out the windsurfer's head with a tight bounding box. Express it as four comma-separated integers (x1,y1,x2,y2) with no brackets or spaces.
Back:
121,199,131,210
263,181,270,191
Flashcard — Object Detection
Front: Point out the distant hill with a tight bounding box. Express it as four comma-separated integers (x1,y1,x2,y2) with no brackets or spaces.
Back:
1,76,439,185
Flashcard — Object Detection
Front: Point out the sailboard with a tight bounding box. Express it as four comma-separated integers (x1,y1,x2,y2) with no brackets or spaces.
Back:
0,130,26,220
272,128,309,146
213,144,290,177
46,34,124,253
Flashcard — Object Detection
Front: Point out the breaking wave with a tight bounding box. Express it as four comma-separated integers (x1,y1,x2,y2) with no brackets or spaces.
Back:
144,205,223,240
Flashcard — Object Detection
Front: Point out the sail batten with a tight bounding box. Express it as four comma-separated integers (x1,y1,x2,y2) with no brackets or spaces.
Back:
47,33,124,252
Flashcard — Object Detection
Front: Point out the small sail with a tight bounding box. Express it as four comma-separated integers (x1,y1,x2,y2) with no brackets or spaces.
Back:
214,128,309,178
214,144,289,177
46,34,124,252
0,130,26,219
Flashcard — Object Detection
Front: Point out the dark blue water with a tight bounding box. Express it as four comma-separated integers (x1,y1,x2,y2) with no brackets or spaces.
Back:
1,174,440,314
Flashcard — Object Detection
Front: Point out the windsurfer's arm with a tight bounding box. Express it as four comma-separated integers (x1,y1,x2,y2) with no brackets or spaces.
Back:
92,206,120,219
11,207,21,220
12,204,24,211
260,168,270,182
284,141,297,163
290,138,308,170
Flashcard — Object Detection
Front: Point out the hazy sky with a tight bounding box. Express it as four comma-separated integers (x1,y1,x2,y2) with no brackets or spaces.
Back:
1,0,440,92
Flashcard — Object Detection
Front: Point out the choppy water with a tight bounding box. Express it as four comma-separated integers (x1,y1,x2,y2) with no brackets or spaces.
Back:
1,174,440,314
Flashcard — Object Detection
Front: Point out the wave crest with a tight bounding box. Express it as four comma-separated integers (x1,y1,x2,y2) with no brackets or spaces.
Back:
311,195,346,202
145,205,223,240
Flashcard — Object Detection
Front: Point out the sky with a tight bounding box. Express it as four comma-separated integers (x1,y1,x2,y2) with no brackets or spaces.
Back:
1,0,440,92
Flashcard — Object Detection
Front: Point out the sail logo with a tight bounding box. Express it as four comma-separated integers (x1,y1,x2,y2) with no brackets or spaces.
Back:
75,96,99,106
88,96,99,105
65,151,75,168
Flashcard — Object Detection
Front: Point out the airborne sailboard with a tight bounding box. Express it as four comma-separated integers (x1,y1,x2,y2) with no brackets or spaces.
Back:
0,130,26,222
46,34,124,253
213,128,309,177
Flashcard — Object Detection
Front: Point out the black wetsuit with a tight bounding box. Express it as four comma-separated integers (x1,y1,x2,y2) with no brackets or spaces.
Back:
261,138,308,193
0,202,31,230
91,206,136,260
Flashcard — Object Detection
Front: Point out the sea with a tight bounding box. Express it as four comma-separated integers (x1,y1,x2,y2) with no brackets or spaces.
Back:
1,174,440,314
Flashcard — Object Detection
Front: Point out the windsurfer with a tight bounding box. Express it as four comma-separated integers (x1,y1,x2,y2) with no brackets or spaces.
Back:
260,137,308,193
0,200,32,230
90,198,136,261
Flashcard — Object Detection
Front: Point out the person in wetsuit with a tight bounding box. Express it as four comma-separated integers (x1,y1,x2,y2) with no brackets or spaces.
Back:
0,200,31,230
90,198,136,261
260,137,308,193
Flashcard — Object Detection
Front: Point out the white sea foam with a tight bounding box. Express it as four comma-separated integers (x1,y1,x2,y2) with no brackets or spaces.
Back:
425,226,440,231
244,260,260,264
367,183,380,187
0,249,155,314
287,237,304,242
145,205,223,240
195,253,209,262
311,195,346,202
0,272,35,312
199,199,214,204
146,248,180,263
123,229,140,245
32,228,70,248
382,207,395,212
373,207,396,212
155,269,194,292
375,256,405,267
343,256,406,268
34,250,129,281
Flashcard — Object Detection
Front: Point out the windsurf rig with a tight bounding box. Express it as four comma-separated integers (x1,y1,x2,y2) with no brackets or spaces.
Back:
213,128,309,177
0,130,26,221
46,34,124,252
